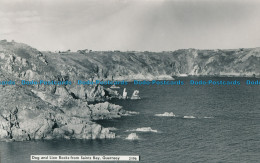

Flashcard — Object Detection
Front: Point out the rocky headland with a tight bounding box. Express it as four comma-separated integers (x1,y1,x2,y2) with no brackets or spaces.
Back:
0,40,259,141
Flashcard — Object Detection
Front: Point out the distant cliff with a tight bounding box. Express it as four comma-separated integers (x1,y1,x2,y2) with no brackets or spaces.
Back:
0,40,259,141
45,46,260,80
2,40,259,81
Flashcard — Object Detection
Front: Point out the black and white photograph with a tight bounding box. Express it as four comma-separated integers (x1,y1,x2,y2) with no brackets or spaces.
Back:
0,0,259,162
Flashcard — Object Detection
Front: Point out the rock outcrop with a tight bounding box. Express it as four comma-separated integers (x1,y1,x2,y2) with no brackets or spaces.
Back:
0,40,126,141
0,83,124,141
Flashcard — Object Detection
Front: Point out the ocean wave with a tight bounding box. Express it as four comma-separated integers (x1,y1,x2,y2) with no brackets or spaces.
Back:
183,115,196,119
124,111,140,116
203,116,213,119
107,127,118,131
128,111,139,114
155,112,175,117
126,127,158,133
126,133,139,140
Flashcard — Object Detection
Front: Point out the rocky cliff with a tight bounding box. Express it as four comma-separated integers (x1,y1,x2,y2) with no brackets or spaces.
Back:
0,40,259,141
45,47,260,80
0,40,126,141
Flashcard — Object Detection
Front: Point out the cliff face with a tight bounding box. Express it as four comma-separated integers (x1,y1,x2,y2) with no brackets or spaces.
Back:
0,40,126,141
0,40,259,141
44,47,260,80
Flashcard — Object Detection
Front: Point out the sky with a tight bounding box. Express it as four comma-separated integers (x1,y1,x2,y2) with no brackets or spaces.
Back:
1,0,260,51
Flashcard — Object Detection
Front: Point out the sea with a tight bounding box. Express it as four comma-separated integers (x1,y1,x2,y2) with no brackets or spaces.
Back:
0,77,259,163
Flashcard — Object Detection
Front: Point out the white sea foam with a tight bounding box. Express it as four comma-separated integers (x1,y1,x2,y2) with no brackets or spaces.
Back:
126,127,158,133
203,116,213,119
128,111,139,115
124,111,140,116
155,112,175,117
126,133,139,140
107,127,118,131
183,115,196,119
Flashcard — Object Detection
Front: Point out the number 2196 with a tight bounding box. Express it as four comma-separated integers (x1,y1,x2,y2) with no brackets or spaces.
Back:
129,156,138,161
